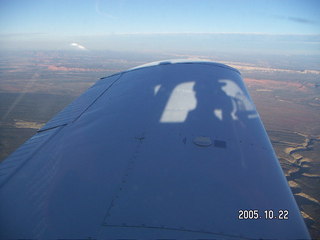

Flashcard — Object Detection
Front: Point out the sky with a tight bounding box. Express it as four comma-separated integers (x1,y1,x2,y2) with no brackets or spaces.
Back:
0,0,319,54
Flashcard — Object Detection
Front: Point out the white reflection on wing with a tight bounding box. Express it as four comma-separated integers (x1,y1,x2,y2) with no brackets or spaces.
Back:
154,84,161,95
219,79,258,120
160,82,196,123
213,109,223,121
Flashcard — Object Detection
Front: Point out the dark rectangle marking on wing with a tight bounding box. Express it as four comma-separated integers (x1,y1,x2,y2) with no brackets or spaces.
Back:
214,140,227,148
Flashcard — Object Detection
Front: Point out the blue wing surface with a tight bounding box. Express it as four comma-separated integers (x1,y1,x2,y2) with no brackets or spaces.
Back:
0,60,310,239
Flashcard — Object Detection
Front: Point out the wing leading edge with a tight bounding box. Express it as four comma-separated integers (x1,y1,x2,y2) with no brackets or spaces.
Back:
0,60,310,239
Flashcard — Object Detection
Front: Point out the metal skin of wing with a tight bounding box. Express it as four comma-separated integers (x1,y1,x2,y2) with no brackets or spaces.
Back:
0,60,310,239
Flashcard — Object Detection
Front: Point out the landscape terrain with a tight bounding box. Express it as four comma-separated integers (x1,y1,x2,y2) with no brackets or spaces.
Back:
0,50,319,238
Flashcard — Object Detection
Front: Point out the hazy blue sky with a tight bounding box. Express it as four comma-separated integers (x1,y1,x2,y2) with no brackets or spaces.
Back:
0,0,319,54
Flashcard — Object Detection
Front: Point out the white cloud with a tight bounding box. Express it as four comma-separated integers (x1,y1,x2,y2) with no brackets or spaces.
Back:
70,42,87,50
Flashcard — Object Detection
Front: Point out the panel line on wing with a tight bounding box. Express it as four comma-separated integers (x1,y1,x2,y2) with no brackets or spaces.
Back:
102,132,145,226
38,73,122,132
0,126,64,188
72,74,122,124
101,224,251,239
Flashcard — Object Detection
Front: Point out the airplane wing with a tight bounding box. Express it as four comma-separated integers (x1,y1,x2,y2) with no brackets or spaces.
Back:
0,60,310,239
